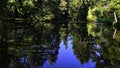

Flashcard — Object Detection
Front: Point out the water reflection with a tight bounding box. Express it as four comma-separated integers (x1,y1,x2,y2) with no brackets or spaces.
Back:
43,36,96,68
9,34,60,68
0,20,120,68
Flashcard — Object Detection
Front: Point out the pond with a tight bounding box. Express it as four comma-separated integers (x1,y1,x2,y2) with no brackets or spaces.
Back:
0,21,120,68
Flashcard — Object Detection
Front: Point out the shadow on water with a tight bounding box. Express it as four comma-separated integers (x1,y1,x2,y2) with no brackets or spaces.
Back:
0,20,120,68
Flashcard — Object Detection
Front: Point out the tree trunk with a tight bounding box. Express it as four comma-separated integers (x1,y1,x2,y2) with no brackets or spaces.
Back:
113,12,118,39
78,3,89,21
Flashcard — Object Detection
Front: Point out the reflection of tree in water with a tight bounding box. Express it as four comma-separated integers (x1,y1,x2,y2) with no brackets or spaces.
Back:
19,44,59,68
71,22,120,68
71,22,94,64
0,0,120,68
4,21,61,68
1,19,120,68
87,23,120,68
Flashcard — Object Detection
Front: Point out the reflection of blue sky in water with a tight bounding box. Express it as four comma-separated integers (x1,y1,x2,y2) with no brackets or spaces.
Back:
42,36,96,68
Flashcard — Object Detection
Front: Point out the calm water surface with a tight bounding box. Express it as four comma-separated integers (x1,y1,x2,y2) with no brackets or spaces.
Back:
0,22,120,68
42,36,96,68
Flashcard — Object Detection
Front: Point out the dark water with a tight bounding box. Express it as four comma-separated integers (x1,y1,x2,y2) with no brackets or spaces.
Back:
0,21,120,68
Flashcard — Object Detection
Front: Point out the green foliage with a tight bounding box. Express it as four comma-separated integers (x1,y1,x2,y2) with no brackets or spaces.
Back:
114,31,120,42
88,0,120,23
101,18,114,25
87,8,97,21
